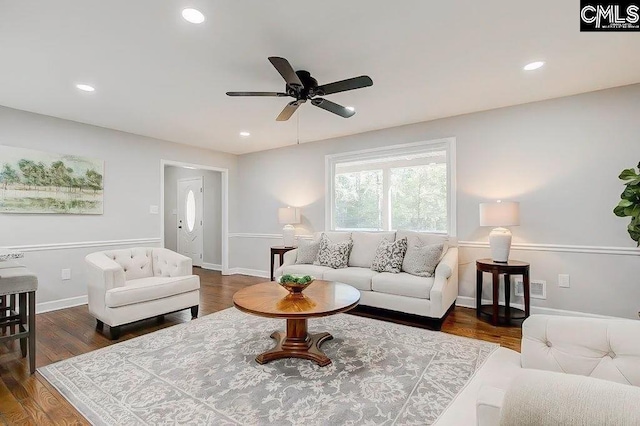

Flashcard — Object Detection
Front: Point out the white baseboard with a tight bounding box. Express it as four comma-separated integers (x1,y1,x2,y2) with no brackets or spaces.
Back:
37,295,88,314
455,296,618,319
228,267,270,279
201,262,222,271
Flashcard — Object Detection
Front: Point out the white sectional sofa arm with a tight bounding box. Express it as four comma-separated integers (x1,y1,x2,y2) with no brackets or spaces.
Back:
429,247,459,317
499,370,640,426
153,248,193,277
85,252,126,291
282,249,297,267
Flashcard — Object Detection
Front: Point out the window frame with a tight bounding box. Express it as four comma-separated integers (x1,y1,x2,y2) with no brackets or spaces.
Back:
325,137,457,236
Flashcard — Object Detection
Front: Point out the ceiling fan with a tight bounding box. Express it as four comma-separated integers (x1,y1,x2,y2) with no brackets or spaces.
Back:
226,57,373,121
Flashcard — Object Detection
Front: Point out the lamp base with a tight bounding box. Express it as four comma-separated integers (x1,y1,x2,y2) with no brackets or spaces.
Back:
282,224,296,248
489,227,512,263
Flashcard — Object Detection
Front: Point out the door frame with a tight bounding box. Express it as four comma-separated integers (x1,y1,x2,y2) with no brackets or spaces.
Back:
160,159,229,275
176,176,204,267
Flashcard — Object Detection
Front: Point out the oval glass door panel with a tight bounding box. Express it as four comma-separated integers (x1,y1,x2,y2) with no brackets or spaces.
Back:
186,190,196,232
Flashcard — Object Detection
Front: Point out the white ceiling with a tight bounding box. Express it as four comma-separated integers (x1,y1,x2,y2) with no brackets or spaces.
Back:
1,1,639,155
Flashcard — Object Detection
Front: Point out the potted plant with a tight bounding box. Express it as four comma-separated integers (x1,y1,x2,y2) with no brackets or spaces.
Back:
614,163,640,246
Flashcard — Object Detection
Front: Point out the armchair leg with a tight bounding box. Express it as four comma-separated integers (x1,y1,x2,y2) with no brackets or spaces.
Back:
191,305,199,319
109,325,121,340
96,319,104,331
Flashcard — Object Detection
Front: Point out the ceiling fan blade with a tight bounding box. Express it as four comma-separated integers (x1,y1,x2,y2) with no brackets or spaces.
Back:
311,98,355,118
268,57,303,88
316,76,373,96
226,91,287,97
276,100,305,121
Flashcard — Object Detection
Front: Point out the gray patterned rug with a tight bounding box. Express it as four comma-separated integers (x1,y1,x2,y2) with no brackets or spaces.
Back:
39,308,497,425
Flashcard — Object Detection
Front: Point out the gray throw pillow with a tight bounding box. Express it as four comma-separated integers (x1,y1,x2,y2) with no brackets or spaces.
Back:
402,243,444,277
295,239,321,264
314,233,353,269
371,237,408,273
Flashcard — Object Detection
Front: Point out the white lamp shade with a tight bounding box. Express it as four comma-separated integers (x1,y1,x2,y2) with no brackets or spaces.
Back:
479,201,520,227
278,207,300,224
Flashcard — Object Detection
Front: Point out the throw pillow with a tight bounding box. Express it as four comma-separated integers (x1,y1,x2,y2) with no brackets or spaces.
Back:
402,243,445,277
371,237,408,273
295,239,321,264
314,234,353,269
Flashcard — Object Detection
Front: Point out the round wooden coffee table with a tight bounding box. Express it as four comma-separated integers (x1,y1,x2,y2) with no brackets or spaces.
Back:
233,280,360,367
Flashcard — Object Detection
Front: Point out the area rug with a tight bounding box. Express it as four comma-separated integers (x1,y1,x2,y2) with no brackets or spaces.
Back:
39,308,498,425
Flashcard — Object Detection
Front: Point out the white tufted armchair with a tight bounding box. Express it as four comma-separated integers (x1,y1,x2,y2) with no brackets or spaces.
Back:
476,315,640,425
85,247,200,339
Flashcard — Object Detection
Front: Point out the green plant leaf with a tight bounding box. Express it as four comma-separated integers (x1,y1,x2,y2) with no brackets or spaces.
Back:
617,199,633,208
619,169,639,181
614,206,628,217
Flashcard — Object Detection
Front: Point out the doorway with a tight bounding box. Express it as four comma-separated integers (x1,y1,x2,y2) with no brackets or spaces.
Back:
177,177,203,266
160,160,229,274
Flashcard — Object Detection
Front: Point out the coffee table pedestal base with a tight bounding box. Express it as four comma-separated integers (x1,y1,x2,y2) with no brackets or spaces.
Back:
255,318,333,367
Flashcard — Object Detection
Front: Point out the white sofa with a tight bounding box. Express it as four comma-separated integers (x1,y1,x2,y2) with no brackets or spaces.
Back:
435,314,640,425
85,247,200,339
275,231,458,324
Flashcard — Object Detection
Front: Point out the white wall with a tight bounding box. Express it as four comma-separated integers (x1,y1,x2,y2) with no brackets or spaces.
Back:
164,165,222,267
0,105,237,311
232,84,640,319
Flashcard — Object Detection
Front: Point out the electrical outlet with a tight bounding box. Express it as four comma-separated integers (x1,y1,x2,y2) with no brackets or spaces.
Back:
61,269,71,280
558,274,570,288
515,279,547,299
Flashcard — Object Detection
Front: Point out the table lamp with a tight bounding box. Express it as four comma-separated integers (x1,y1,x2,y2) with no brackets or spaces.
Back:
479,200,520,263
278,207,300,248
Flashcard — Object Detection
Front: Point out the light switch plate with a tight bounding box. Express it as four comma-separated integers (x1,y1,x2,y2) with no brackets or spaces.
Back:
149,205,159,214
61,269,71,280
558,274,570,288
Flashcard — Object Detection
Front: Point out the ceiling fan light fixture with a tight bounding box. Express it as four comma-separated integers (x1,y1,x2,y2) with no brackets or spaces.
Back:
239,131,251,137
75,84,95,92
523,61,545,71
182,8,205,24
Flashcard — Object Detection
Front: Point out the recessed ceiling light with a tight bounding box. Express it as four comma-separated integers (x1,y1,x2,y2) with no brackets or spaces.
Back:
75,84,95,92
523,61,545,71
239,131,251,137
346,106,355,112
182,8,205,24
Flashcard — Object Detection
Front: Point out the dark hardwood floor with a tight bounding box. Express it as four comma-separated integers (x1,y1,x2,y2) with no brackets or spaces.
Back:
0,268,521,425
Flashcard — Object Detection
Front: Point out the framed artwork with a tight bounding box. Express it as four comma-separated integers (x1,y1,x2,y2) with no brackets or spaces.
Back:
0,145,104,214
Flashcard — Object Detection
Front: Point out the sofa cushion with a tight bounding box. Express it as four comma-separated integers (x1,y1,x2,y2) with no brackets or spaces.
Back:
323,267,378,291
371,237,408,273
103,247,153,280
348,232,395,268
279,264,334,279
402,243,445,277
313,231,352,243
314,234,352,269
396,230,448,247
371,272,435,299
105,275,200,308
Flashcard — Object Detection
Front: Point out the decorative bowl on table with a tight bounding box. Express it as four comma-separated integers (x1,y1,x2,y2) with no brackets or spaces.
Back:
277,274,315,295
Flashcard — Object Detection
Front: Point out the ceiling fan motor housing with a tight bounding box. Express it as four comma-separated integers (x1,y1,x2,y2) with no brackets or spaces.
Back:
288,70,318,99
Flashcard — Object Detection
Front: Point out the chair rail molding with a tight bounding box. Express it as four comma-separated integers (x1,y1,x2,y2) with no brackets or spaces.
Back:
5,237,162,252
458,240,640,256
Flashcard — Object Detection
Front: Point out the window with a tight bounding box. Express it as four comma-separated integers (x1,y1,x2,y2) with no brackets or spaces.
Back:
186,189,196,232
326,138,456,234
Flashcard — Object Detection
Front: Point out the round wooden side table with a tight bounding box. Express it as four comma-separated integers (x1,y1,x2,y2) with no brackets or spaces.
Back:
476,258,530,326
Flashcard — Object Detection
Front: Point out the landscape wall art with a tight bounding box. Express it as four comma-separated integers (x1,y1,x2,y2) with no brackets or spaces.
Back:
0,145,104,214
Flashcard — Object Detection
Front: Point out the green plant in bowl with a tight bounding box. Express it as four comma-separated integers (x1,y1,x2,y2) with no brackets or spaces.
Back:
278,274,315,294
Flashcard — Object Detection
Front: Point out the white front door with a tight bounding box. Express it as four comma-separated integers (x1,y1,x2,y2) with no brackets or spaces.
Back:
177,177,203,266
